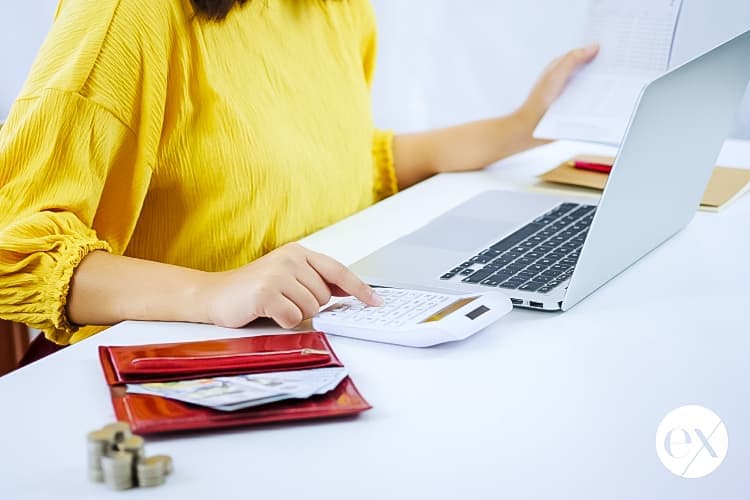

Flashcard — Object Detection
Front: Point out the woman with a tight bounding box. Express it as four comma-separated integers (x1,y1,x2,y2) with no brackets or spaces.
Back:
0,0,597,346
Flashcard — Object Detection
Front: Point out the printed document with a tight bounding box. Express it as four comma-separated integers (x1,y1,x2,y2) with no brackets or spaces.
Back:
534,0,683,144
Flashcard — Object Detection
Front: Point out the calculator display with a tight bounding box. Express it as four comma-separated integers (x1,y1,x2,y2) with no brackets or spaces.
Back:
420,297,478,323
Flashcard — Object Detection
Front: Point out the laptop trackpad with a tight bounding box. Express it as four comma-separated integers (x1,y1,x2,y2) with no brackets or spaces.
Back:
400,215,516,252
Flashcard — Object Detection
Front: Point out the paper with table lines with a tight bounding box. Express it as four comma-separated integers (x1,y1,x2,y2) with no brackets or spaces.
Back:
534,0,683,145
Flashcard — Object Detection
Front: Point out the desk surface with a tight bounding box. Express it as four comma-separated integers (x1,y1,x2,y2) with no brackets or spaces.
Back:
1,140,749,499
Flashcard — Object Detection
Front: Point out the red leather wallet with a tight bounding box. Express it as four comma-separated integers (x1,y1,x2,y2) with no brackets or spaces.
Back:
99,332,371,434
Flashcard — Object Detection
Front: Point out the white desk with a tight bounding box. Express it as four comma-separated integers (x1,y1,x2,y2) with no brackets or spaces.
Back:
1,140,749,499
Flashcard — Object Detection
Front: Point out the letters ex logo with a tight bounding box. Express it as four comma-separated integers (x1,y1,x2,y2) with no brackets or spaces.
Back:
655,405,729,478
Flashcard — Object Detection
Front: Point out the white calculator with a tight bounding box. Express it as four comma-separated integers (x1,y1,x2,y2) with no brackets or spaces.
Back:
312,288,512,347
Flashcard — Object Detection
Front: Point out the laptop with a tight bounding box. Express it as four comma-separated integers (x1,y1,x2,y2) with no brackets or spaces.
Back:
351,29,750,311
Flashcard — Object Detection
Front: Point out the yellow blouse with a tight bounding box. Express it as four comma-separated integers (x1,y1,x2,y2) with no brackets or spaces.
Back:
0,0,397,345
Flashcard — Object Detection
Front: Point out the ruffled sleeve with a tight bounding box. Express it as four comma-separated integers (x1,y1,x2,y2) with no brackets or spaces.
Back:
0,92,150,344
0,0,174,344
372,129,397,200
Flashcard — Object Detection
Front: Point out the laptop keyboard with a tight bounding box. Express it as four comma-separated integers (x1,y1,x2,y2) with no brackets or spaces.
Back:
439,203,596,294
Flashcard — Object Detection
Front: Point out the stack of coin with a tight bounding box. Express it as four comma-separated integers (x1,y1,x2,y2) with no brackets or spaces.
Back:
86,430,111,483
149,455,174,476
117,435,145,461
136,456,170,488
87,422,173,490
102,422,132,444
101,451,135,490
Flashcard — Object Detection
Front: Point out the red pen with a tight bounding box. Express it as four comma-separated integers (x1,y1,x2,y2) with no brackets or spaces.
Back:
572,160,612,174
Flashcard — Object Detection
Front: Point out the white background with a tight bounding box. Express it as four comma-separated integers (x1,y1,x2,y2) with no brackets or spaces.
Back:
2,1,749,138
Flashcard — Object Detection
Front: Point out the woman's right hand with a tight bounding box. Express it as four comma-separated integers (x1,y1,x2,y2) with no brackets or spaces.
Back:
198,243,383,329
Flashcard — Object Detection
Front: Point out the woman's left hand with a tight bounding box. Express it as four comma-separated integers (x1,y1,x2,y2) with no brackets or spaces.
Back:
516,44,599,129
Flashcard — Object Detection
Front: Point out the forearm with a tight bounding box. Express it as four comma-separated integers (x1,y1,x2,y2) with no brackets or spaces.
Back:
392,111,547,189
67,250,211,326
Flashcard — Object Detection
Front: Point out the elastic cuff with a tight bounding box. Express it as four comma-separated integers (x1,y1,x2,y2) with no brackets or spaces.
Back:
372,129,398,201
45,239,112,345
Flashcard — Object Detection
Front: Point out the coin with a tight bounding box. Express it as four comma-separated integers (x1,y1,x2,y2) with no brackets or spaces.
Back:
101,451,134,490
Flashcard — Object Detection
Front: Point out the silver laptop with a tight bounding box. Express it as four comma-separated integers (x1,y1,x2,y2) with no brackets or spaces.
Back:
352,29,750,311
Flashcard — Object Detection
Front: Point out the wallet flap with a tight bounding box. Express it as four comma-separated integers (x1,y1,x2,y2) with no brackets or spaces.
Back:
99,332,339,384
111,376,371,435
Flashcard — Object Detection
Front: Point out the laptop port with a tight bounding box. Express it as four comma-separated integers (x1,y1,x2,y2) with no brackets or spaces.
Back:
510,298,523,305
529,301,544,309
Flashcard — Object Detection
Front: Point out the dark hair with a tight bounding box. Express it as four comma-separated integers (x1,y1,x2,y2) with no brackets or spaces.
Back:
191,0,248,20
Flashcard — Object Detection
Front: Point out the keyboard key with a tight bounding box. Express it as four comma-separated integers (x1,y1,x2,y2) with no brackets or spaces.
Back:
540,269,562,279
480,279,500,287
461,268,495,283
490,270,515,279
525,264,547,273
525,252,545,260
479,276,502,286
489,257,513,268
459,268,475,276
560,216,578,226
440,273,456,280
568,206,596,219
534,258,556,267
532,216,557,225
489,223,544,252
546,251,567,261
469,255,493,264
515,270,538,280
558,230,577,239
529,274,552,284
